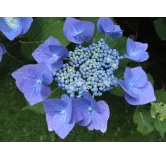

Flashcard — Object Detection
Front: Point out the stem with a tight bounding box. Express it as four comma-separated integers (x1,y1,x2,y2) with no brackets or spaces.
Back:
93,32,98,43
19,40,44,44
7,52,24,65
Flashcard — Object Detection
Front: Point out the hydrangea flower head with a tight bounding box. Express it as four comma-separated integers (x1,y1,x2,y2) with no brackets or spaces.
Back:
97,17,123,39
118,66,156,105
63,17,95,44
0,43,7,62
12,63,53,105
44,94,75,139
0,17,33,40
54,38,124,98
124,38,149,62
32,36,68,73
73,91,110,133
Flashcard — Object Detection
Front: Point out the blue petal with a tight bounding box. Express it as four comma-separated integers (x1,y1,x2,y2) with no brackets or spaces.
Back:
12,64,33,92
63,17,94,44
124,82,156,105
130,66,148,88
97,18,105,33
126,38,135,53
50,59,63,73
118,80,139,98
61,94,73,123
44,99,66,116
0,43,6,62
0,17,22,40
49,44,69,59
124,67,133,87
134,42,148,54
137,52,149,62
28,63,53,85
106,25,123,39
32,36,61,63
18,17,33,34
51,113,75,139
100,17,114,33
82,91,99,112
46,114,54,132
23,79,51,105
73,98,90,123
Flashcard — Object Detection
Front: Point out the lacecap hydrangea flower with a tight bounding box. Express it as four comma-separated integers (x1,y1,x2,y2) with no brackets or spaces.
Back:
12,17,156,139
32,36,69,73
12,63,53,105
0,43,7,62
63,17,95,44
118,67,156,105
124,38,149,62
0,17,33,40
97,17,123,39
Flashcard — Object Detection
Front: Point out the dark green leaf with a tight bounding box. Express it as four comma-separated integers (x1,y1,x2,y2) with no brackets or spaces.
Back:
155,89,166,103
133,107,154,135
154,18,166,40
154,119,166,138
21,17,69,60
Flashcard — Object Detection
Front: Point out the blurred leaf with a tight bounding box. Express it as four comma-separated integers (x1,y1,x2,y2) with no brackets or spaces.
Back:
155,89,166,103
20,17,69,60
154,119,166,138
109,68,125,97
154,18,166,40
133,107,154,135
147,73,154,86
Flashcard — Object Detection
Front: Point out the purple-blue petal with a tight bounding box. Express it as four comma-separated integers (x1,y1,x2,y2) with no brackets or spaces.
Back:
44,99,66,116
0,43,7,62
124,82,156,105
126,38,135,53
130,66,148,88
32,36,61,63
51,113,75,139
118,79,139,98
97,18,105,33
63,17,94,44
23,79,51,106
28,63,53,85
137,52,149,62
46,114,54,132
12,64,33,92
73,98,91,123
18,17,33,34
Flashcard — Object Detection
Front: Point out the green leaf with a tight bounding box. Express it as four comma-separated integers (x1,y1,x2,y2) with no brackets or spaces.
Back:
154,119,166,138
133,107,154,135
154,18,166,40
147,73,154,86
109,68,125,97
22,87,63,114
22,103,44,114
155,89,166,103
20,17,69,60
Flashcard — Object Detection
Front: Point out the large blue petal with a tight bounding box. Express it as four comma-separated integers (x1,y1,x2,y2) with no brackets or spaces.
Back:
18,17,33,34
64,17,94,44
97,18,105,33
32,36,61,63
28,63,53,85
100,17,114,33
46,114,54,132
134,42,148,54
73,98,90,123
49,44,69,60
12,64,33,92
44,99,66,116
51,113,75,139
0,43,6,62
124,82,156,105
0,17,22,40
126,38,135,53
23,79,51,105
118,80,139,99
137,52,149,62
130,66,148,88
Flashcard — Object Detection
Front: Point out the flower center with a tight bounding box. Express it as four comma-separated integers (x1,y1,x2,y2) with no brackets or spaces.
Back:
61,110,66,115
36,79,42,84
88,106,92,112
54,39,123,98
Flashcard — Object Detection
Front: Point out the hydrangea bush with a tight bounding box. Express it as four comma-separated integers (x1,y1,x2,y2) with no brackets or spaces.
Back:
1,17,166,139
